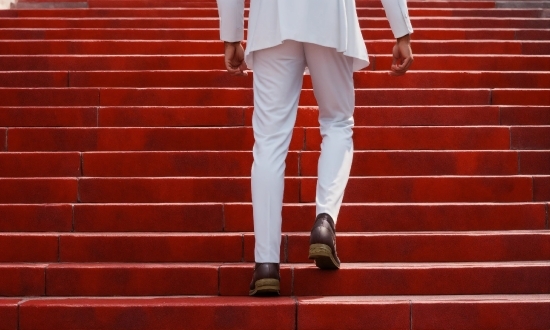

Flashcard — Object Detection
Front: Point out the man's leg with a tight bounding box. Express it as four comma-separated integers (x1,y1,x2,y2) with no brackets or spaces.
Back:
251,40,306,263
303,43,355,270
304,43,355,224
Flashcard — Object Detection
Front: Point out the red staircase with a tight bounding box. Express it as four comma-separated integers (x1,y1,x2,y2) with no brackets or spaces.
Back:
1,0,549,329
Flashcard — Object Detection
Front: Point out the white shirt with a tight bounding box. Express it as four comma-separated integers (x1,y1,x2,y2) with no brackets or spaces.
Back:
217,0,413,71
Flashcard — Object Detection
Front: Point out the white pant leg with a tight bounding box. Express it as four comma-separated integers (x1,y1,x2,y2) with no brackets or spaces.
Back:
304,43,355,225
251,40,306,263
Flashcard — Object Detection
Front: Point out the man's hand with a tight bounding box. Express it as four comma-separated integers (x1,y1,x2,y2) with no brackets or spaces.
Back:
224,41,248,76
390,34,413,76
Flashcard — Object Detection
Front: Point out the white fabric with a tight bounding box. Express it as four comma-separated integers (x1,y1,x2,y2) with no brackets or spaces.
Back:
251,40,354,262
216,0,414,71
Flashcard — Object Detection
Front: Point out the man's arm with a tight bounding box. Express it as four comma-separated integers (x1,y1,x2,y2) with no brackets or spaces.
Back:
217,0,247,76
380,0,414,75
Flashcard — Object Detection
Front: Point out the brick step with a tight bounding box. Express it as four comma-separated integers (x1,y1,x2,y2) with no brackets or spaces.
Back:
2,28,548,41
3,87,547,107
0,17,547,29
0,126,501,151
3,150,547,177
3,295,548,330
7,126,550,151
86,0,499,9
2,54,549,71
0,231,548,262
2,106,548,128
0,175,543,204
1,40,549,56
1,202,547,233
4,71,550,89
1,261,549,297
7,8,546,18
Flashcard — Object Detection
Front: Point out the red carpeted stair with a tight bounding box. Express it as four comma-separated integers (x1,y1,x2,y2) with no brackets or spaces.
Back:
0,0,549,329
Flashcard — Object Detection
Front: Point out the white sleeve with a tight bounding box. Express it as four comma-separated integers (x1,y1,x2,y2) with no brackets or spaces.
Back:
380,0,414,38
216,0,245,42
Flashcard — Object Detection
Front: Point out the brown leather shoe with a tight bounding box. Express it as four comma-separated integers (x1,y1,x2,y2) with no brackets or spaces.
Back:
249,263,280,296
308,213,341,269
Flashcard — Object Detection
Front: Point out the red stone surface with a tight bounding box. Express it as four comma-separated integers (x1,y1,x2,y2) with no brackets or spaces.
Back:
412,299,550,329
500,106,550,125
301,176,533,203
302,151,518,176
82,151,299,177
511,126,550,150
78,177,300,203
74,203,223,232
46,263,219,296
59,233,243,262
305,127,510,151
0,234,58,262
0,264,46,296
533,176,550,201
0,71,67,87
0,204,73,232
8,127,306,151
298,297,410,330
99,106,244,127
493,89,550,106
224,203,547,232
0,152,81,177
519,151,550,174
0,88,98,106
0,178,78,203
0,299,19,330
287,232,550,262
293,263,550,296
19,297,296,330
0,107,97,127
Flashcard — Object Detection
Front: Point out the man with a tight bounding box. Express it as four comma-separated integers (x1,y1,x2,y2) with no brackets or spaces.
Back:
216,0,414,296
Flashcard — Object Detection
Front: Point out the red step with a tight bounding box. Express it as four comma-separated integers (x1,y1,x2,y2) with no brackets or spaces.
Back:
283,231,550,263
80,150,519,177
0,299,18,330
493,89,550,106
0,178,77,203
223,203,548,232
18,297,296,330
0,264,46,296
0,88,98,106
0,234,58,262
0,152,81,177
0,204,73,232
64,71,550,89
511,126,550,149
1,40,548,55
8,8,544,18
73,203,224,232
534,176,550,201
110,106,501,128
6,126,514,152
500,106,550,125
46,263,220,296
2,54,549,71
2,28,548,41
0,71,67,87
0,17,547,29
299,296,550,330
519,151,550,174
58,233,243,262
0,106,97,127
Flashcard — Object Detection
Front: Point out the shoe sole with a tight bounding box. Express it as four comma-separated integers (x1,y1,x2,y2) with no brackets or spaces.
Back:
249,278,280,296
308,243,340,270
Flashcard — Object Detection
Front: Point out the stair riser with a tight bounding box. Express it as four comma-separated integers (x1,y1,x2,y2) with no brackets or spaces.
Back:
2,28,549,41
0,203,546,233
2,55,549,71
7,8,546,18
1,71,542,89
0,40,548,55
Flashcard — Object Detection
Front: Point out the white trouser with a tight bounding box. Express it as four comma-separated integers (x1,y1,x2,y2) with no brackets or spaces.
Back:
252,40,355,263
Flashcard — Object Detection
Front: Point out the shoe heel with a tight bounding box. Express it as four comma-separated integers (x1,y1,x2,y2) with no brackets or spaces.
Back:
308,243,340,270
249,278,280,296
